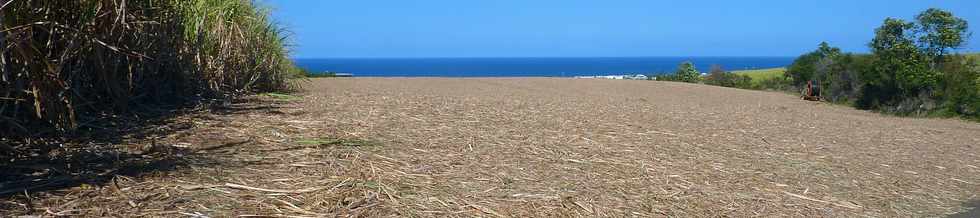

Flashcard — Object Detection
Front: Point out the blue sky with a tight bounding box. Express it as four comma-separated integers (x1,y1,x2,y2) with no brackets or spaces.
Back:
265,0,980,58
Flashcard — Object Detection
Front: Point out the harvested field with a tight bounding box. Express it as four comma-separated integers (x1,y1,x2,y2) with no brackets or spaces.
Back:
2,78,979,217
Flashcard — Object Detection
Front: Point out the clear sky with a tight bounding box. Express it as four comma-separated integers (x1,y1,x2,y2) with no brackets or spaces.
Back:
264,0,980,58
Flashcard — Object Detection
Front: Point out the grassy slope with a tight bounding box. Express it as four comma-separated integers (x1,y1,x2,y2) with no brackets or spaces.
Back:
966,53,980,64
731,68,786,85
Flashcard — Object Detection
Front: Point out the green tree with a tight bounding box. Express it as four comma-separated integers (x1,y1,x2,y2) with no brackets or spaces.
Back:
868,18,936,94
915,8,970,63
674,61,702,83
857,18,937,109
817,41,842,57
786,42,841,86
786,52,819,86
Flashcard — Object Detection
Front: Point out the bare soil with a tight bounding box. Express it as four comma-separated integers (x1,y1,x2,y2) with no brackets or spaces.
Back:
2,78,978,217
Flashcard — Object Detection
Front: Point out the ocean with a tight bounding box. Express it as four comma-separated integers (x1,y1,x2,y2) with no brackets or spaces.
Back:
295,57,794,77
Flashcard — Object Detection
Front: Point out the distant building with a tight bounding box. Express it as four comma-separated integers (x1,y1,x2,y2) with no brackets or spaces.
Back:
576,74,650,80
627,74,648,80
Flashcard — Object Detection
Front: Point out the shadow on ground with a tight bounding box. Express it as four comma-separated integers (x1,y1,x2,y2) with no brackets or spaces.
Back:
2,105,184,194
0,98,287,211
948,200,980,218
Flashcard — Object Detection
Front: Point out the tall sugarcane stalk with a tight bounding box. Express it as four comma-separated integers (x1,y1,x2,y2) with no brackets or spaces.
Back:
0,0,303,137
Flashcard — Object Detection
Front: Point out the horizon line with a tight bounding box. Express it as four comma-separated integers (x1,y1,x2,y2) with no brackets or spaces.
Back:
292,55,801,59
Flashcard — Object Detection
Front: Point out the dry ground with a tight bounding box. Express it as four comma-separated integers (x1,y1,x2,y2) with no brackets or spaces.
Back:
2,78,979,217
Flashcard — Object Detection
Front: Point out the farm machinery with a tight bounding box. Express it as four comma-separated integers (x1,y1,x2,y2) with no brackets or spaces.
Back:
800,80,822,101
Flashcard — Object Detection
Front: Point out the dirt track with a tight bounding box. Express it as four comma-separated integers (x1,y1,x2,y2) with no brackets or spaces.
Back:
3,78,979,217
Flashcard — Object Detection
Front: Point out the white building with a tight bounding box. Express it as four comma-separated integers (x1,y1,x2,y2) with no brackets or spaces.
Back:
627,74,648,80
575,74,648,80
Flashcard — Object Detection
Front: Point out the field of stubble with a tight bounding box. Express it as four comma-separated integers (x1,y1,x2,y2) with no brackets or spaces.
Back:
3,78,978,217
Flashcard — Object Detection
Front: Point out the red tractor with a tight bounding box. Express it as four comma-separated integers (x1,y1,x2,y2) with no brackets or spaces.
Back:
801,80,822,101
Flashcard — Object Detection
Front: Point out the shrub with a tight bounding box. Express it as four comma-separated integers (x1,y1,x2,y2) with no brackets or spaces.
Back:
804,53,869,103
655,74,680,81
752,75,794,91
674,61,702,83
937,55,980,117
704,65,753,89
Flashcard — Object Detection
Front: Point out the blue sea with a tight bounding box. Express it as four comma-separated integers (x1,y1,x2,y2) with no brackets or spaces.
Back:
295,57,794,77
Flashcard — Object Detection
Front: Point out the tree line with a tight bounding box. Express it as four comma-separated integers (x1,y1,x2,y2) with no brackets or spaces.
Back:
658,8,978,120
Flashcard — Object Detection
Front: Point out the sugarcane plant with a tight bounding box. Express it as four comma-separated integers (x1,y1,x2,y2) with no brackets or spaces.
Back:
0,0,303,137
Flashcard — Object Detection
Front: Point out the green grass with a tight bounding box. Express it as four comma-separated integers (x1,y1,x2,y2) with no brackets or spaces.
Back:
965,53,980,65
732,68,787,85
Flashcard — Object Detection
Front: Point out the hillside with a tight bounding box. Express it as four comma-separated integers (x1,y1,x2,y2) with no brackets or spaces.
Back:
732,67,786,79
